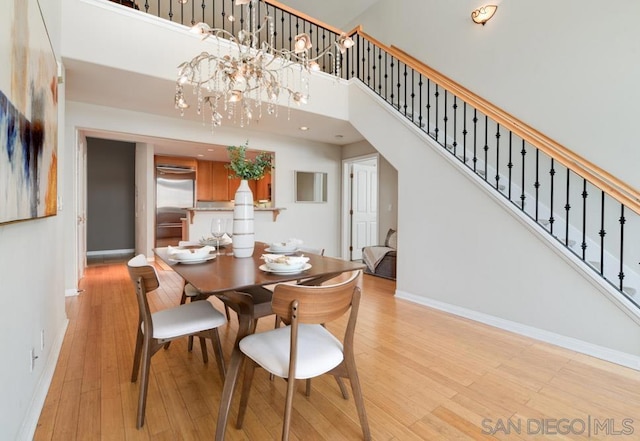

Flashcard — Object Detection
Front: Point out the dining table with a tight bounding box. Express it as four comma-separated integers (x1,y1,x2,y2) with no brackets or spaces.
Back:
153,242,365,440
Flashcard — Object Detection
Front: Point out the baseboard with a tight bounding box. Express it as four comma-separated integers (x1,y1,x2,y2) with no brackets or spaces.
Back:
396,290,640,371
17,318,69,441
86,248,135,257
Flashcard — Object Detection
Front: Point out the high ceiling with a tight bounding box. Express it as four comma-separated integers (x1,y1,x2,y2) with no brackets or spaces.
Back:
66,0,381,159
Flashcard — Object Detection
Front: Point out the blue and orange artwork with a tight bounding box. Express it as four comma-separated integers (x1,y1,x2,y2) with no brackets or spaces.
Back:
1,0,58,224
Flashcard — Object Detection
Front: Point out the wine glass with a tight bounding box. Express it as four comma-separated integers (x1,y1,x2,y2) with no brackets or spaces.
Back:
225,219,234,255
211,218,225,255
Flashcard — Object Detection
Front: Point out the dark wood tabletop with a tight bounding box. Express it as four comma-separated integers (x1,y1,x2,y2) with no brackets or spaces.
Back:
154,242,365,295
153,241,364,441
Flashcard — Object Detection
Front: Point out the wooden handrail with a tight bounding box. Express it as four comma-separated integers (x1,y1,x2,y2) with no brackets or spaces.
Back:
354,29,640,215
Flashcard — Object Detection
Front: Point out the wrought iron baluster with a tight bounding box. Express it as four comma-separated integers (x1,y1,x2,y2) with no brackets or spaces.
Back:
383,52,388,101
472,109,478,172
434,85,439,142
507,132,513,199
565,169,571,246
403,64,408,117
483,115,488,180
366,41,371,88
452,96,458,155
520,140,526,211
418,74,423,130
462,103,468,166
495,124,500,190
619,205,626,291
168,0,174,22
377,49,382,95
410,69,415,125
534,149,540,221
371,44,377,92
200,0,205,25
389,57,395,107
549,159,555,234
599,191,606,275
426,79,430,134
581,179,588,260
396,59,401,111
444,90,449,146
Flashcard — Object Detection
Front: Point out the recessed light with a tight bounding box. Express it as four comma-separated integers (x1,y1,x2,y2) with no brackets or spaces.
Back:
207,148,214,152
197,154,204,157
299,126,309,131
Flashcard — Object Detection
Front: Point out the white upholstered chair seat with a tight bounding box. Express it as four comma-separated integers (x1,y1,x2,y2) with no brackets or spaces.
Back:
239,324,344,379
152,300,226,340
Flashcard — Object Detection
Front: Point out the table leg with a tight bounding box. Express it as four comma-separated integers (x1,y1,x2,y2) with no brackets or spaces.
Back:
215,292,254,441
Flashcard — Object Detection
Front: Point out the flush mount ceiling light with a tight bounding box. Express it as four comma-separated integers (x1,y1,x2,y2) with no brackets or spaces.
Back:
174,0,354,131
471,5,498,25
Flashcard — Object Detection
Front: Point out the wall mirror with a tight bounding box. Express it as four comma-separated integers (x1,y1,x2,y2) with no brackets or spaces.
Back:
295,171,327,203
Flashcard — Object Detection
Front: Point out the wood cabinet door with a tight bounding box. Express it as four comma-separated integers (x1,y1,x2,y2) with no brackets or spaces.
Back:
196,160,213,201
255,173,271,201
210,162,230,201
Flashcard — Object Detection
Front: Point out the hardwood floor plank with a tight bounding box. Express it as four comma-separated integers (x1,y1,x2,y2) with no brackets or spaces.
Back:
35,260,640,440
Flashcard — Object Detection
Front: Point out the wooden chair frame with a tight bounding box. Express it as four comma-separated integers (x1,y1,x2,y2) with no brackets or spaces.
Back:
236,271,371,440
127,262,226,428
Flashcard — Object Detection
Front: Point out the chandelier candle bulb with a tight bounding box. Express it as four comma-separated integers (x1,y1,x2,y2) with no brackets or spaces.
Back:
174,0,353,132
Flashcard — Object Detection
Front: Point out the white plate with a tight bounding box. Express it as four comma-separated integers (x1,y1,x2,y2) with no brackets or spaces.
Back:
169,255,216,264
264,247,299,255
259,263,312,274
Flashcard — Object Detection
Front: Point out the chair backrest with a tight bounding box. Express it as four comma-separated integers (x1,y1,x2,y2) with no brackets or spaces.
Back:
127,254,160,293
272,270,361,325
127,254,160,334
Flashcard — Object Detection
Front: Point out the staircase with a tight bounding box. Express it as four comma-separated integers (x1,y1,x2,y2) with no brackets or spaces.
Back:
100,0,640,365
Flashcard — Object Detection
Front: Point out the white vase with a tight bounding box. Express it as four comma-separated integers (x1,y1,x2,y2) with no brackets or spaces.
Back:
232,179,255,258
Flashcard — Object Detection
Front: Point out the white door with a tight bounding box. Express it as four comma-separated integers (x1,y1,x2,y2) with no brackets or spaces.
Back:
76,139,87,282
350,162,377,260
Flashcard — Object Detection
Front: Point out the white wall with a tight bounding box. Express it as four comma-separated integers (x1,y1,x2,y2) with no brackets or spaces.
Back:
350,0,640,191
0,1,68,440
349,82,640,365
64,101,343,264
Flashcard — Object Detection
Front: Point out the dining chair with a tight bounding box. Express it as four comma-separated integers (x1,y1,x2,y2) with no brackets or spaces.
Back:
126,254,227,428
235,270,371,440
177,241,231,353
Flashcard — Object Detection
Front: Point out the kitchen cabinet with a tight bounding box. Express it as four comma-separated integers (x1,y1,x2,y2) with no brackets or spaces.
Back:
226,174,270,201
155,155,197,169
197,160,230,201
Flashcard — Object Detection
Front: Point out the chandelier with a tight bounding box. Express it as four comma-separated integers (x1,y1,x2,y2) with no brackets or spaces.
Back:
174,0,354,130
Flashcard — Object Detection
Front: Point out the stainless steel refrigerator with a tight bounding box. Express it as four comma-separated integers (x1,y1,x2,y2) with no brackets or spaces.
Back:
155,165,196,246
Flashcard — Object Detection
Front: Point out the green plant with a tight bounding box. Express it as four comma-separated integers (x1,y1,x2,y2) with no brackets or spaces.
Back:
225,142,273,180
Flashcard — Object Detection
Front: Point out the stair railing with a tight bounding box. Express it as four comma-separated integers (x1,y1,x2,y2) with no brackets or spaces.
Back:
108,0,640,308
346,29,640,307
113,0,349,77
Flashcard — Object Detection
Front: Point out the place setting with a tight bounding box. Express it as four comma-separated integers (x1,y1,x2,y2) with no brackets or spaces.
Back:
167,245,216,264
264,238,303,255
259,254,311,275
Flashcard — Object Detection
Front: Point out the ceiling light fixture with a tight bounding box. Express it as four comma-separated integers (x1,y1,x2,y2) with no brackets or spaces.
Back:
471,5,498,25
174,0,354,131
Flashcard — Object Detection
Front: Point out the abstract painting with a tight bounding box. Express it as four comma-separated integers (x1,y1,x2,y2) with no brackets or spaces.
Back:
0,0,58,224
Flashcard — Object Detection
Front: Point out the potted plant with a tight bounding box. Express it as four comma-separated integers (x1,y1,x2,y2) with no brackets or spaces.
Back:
226,142,273,258
225,142,273,180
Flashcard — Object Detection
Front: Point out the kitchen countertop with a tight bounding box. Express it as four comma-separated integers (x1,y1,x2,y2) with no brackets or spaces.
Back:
185,206,285,222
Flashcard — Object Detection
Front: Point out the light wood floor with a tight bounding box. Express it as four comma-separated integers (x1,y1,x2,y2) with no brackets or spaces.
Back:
35,261,640,440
